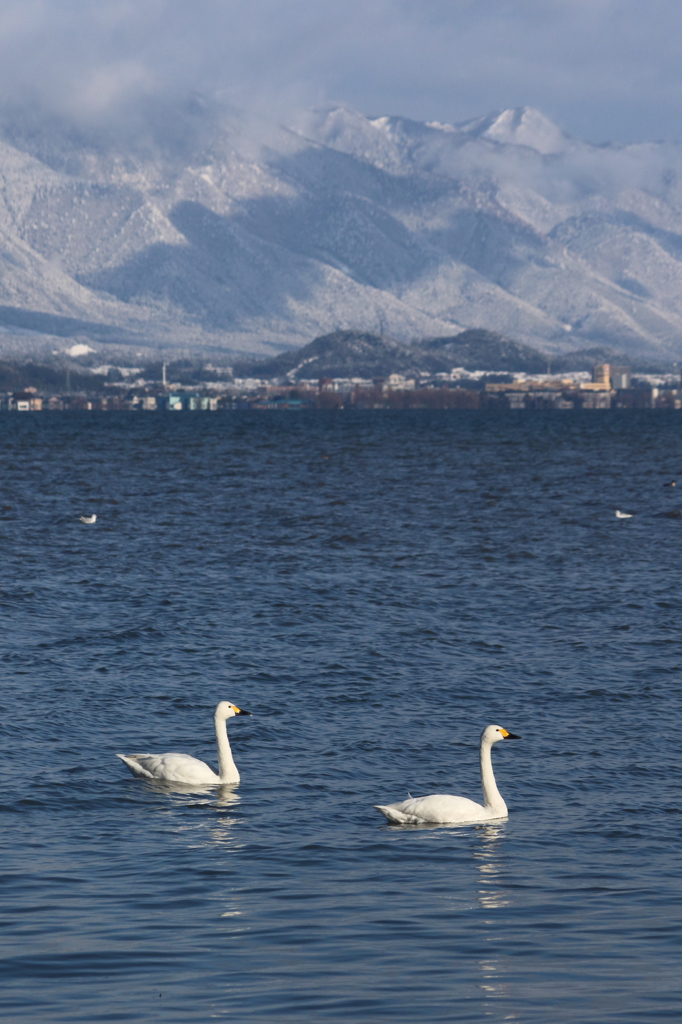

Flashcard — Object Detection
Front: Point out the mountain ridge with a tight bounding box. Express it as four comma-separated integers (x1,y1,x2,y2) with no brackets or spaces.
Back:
232,328,647,381
2,101,682,362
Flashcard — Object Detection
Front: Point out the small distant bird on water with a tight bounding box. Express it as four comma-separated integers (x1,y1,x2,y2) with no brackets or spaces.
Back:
615,510,633,519
664,480,676,487
79,514,97,524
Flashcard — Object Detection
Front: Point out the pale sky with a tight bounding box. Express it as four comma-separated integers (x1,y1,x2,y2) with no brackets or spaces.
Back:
1,0,681,143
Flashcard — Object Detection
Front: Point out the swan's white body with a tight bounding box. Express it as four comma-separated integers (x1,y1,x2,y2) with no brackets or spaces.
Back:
116,701,251,785
615,510,633,519
374,724,520,825
79,514,97,524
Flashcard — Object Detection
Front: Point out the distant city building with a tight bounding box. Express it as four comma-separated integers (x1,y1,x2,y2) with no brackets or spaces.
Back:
580,391,611,409
610,366,631,390
386,374,416,390
591,363,611,389
12,391,42,411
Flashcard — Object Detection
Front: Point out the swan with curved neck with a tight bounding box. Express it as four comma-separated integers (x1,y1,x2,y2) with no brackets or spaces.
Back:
374,724,520,825
116,701,251,785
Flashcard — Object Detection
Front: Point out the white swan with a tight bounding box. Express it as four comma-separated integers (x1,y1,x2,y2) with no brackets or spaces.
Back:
374,724,520,825
79,514,97,524
615,510,633,519
116,701,251,785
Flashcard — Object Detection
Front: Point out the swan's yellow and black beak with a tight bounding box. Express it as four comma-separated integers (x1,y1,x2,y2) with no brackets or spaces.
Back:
500,728,521,739
234,707,252,716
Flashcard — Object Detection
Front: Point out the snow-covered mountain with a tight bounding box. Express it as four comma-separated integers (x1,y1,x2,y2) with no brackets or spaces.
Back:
2,100,682,361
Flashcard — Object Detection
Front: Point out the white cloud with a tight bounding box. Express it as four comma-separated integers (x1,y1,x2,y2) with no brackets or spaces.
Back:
0,0,681,142
66,343,95,357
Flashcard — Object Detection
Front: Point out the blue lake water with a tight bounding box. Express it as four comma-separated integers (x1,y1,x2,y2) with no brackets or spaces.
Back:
1,409,681,1023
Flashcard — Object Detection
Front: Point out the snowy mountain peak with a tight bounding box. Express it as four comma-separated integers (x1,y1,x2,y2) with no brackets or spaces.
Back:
2,100,682,362
458,107,569,155
301,105,429,173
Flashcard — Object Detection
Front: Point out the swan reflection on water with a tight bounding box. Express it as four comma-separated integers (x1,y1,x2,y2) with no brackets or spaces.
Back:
477,959,509,998
472,824,514,1007
144,781,246,852
472,822,512,910
140,778,242,807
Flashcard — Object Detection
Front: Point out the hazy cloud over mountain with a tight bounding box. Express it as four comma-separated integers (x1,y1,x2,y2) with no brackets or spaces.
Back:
1,1,682,144
3,3,682,363
4,98,682,362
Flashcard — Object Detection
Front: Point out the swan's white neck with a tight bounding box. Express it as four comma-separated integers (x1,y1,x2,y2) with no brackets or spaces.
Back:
214,713,239,784
479,738,507,817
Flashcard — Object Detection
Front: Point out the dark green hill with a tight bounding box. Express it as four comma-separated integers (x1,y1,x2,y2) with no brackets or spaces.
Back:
232,327,665,381
549,347,649,372
421,329,550,373
233,327,552,379
232,330,432,380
